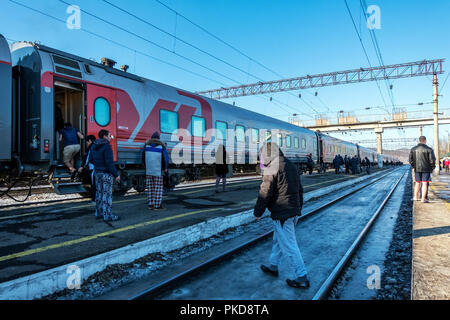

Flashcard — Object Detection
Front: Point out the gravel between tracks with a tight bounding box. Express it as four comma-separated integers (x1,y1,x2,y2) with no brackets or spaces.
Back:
373,172,413,300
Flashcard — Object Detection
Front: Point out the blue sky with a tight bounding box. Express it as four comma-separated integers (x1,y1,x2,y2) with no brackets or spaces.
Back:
2,0,450,153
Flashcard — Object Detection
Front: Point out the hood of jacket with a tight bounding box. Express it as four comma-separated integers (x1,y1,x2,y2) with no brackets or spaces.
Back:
92,138,109,150
145,138,164,147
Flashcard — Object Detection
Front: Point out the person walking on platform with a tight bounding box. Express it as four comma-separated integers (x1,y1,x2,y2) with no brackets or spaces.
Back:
254,142,309,289
364,156,371,175
409,136,436,203
215,144,229,193
144,131,169,210
59,122,84,176
90,130,121,221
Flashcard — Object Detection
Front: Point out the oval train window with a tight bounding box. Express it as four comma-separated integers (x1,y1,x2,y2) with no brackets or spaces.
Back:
94,97,111,127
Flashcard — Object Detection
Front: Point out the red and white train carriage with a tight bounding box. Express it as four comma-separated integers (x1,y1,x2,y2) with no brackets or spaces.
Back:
0,36,398,195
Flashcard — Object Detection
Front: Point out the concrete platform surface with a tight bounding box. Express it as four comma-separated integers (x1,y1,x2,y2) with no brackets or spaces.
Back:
412,172,450,300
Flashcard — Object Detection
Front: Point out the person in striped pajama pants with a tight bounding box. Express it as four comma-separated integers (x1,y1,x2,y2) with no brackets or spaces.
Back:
143,131,169,210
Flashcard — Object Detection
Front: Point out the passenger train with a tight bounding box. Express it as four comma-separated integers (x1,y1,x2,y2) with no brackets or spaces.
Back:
0,34,397,195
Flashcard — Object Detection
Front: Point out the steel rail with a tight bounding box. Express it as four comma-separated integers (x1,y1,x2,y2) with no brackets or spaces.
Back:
312,168,408,300
130,167,403,300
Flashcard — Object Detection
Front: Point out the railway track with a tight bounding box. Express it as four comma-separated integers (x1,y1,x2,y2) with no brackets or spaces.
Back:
123,167,406,300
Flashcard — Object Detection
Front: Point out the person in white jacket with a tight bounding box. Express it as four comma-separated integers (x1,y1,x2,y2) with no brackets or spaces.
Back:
144,131,169,210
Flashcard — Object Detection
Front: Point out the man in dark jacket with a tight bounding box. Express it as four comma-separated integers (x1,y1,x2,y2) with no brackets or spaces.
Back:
254,142,309,289
409,136,436,203
90,129,121,221
333,155,339,174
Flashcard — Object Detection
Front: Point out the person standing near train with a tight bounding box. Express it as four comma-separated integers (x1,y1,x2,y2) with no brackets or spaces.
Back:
333,155,340,174
409,136,436,203
144,131,169,210
254,142,309,289
215,144,229,193
78,135,97,208
90,129,121,221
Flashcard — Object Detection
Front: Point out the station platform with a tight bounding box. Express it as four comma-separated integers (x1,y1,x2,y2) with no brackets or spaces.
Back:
412,172,450,300
0,167,389,299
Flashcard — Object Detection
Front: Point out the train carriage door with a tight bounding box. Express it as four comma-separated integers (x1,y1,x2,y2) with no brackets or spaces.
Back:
86,84,117,160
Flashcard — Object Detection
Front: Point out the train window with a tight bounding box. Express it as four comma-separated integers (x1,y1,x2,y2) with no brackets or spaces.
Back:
84,64,93,74
52,55,80,70
216,121,227,140
265,131,272,142
192,116,206,137
94,97,110,127
286,135,291,148
236,125,245,142
301,138,306,150
277,134,283,147
160,109,178,134
294,137,299,148
251,128,259,144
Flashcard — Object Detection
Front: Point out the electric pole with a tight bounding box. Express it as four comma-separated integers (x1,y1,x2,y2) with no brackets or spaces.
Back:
433,73,440,175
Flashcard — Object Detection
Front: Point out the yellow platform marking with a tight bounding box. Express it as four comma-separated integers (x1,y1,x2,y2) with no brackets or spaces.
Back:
0,175,356,221
0,207,218,263
180,180,260,195
0,211,40,221
0,174,374,260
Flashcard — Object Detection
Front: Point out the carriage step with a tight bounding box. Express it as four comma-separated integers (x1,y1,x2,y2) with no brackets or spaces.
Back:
52,165,73,179
53,182,86,195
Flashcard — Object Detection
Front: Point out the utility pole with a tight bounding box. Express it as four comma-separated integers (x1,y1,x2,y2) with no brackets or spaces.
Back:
433,73,440,175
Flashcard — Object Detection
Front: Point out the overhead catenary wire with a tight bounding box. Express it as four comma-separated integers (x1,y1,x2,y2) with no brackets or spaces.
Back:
343,0,390,112
153,0,286,80
8,0,230,87
359,0,395,108
61,0,317,117
56,0,242,85
8,0,315,119
101,0,271,85
152,0,324,115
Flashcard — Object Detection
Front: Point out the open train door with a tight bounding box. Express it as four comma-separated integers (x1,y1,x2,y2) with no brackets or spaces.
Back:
86,84,117,160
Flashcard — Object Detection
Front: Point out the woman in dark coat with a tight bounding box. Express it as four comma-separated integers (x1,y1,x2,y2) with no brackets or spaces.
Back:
215,144,229,193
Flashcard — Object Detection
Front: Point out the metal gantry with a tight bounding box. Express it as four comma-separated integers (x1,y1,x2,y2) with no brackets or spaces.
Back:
196,59,444,99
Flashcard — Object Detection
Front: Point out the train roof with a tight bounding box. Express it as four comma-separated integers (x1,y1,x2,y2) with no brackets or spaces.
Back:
11,41,145,83
11,40,319,136
0,35,11,64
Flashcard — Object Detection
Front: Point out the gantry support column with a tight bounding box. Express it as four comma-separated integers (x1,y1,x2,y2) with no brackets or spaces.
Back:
433,73,440,175
375,127,383,155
